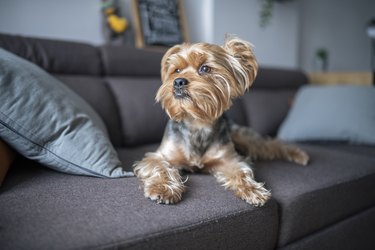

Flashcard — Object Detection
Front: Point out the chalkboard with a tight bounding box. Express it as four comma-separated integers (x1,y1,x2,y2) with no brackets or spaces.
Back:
132,0,189,48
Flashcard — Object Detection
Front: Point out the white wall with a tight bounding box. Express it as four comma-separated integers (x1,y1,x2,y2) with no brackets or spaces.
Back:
0,0,374,71
0,0,104,44
298,0,375,72
212,0,300,69
183,0,214,43
0,0,214,46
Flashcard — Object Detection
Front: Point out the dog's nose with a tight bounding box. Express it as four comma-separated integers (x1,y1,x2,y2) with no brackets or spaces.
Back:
174,78,188,88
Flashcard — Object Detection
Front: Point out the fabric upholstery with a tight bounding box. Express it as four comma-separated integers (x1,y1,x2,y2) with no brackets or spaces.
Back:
1,32,373,250
225,98,248,126
0,33,101,75
242,89,296,136
0,139,15,186
0,158,279,250
256,143,375,246
237,67,307,136
0,49,131,178
106,77,169,146
101,45,164,76
118,143,375,247
280,206,375,250
253,68,308,89
321,143,375,157
56,75,123,147
117,144,159,171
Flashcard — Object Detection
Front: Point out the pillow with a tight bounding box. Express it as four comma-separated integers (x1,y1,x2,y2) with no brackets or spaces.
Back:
0,48,133,177
0,139,15,186
277,85,375,145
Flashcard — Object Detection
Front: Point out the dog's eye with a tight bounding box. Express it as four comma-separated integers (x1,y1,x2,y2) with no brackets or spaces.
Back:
198,65,211,74
175,68,182,73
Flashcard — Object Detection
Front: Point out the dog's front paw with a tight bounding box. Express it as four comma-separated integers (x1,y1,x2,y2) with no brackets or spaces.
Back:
144,182,185,205
235,183,271,207
134,153,186,204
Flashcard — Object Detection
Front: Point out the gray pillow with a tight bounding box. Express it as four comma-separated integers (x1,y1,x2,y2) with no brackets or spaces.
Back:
277,85,375,145
0,48,133,177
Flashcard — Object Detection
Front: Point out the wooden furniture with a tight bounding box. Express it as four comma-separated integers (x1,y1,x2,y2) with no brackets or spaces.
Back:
308,72,373,86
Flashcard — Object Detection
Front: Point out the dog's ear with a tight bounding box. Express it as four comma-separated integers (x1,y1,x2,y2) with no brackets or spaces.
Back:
161,45,183,82
223,37,258,92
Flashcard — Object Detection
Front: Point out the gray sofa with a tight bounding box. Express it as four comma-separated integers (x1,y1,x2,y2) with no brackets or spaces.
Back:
0,33,374,250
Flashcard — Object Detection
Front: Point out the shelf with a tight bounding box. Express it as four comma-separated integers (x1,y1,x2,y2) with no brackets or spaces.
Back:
308,72,373,85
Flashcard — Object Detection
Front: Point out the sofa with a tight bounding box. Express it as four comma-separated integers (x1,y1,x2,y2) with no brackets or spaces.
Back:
0,33,374,250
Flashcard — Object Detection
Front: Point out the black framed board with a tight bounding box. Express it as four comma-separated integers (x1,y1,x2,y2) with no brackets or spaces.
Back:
132,0,189,48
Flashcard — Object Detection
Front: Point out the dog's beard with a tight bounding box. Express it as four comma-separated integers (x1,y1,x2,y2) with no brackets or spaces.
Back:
156,77,232,123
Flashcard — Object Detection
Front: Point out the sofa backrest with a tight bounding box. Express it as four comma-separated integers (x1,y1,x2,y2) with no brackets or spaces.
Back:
240,68,308,136
0,33,308,147
100,45,167,146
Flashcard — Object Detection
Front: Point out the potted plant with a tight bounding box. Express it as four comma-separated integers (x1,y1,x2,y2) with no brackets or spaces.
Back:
259,0,293,28
315,48,329,71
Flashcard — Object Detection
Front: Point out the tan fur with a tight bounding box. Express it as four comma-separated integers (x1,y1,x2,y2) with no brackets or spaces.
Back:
231,126,309,165
134,152,185,204
134,37,309,206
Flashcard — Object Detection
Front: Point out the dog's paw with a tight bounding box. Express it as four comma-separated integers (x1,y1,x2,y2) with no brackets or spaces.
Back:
287,147,309,166
235,183,271,207
144,182,184,205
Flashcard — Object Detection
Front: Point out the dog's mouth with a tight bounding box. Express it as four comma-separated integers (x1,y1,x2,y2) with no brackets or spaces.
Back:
173,87,188,99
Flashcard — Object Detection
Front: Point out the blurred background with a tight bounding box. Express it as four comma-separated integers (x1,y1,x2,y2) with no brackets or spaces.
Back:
0,0,374,74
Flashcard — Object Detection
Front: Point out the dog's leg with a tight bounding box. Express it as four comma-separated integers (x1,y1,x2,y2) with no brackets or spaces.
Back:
231,125,309,165
133,152,185,204
205,154,271,207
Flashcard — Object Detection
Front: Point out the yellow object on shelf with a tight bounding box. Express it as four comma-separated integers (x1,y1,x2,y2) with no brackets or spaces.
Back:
107,14,128,33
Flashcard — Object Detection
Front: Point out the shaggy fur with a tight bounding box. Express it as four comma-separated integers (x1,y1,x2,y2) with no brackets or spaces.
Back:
133,37,309,206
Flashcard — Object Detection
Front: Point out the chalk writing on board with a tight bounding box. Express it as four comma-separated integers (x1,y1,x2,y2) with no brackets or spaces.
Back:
138,0,184,46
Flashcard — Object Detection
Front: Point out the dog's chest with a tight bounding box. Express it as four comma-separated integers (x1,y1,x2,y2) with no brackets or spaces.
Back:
187,128,213,156
179,123,222,169
166,119,230,169
182,131,212,169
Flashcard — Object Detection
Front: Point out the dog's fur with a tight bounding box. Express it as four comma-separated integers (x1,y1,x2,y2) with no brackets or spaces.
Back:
133,37,309,206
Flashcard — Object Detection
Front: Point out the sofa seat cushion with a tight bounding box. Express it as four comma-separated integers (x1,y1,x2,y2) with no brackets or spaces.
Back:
116,144,159,171
255,143,375,247
320,143,375,158
0,157,279,250
279,206,375,250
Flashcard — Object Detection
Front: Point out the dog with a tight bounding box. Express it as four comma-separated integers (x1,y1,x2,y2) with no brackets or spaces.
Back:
133,37,309,207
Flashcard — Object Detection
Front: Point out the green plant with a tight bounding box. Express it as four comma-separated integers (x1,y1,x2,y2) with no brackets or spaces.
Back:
315,48,329,71
316,48,328,61
259,0,274,28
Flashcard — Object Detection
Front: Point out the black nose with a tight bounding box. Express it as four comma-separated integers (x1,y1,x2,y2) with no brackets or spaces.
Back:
174,78,188,88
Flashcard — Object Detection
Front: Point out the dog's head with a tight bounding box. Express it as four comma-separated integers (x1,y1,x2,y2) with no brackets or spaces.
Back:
156,37,258,123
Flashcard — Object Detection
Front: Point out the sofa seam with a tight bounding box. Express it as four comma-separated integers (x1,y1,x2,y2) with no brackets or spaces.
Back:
97,45,106,77
278,204,375,250
277,172,375,247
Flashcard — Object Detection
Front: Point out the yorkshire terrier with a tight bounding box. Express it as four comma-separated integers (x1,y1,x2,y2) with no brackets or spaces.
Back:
133,37,309,207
